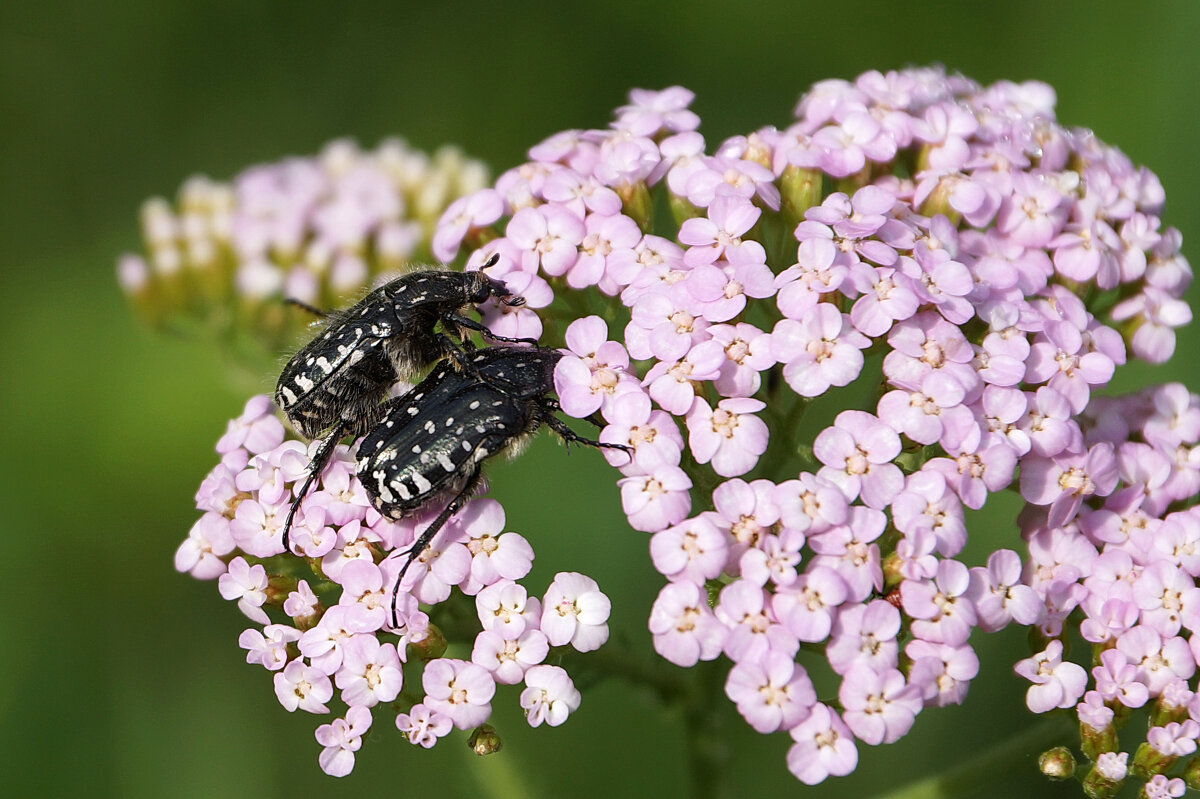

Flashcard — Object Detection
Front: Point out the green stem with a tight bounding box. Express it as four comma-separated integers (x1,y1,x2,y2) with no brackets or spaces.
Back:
683,659,729,799
866,714,1074,799
464,743,536,799
564,637,729,799
559,637,688,702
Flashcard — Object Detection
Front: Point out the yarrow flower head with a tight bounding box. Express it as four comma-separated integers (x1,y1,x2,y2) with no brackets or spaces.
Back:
160,69,1197,792
118,138,491,351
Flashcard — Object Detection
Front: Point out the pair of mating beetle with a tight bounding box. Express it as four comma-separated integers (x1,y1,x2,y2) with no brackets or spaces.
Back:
274,256,629,615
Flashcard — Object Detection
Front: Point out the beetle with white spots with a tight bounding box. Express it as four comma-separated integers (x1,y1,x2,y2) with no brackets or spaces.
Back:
354,346,632,621
273,258,531,548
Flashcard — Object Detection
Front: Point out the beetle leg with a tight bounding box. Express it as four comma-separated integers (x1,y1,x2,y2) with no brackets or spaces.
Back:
281,430,343,551
444,312,539,346
542,397,607,431
387,465,485,627
283,297,330,318
541,412,634,460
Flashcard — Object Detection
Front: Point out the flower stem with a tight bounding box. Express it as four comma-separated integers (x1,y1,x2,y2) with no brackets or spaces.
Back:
683,659,729,799
464,741,536,799
866,714,1074,799
560,636,688,701
563,641,729,798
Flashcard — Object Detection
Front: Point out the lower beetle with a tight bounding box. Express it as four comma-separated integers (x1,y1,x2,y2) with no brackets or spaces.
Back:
354,345,631,623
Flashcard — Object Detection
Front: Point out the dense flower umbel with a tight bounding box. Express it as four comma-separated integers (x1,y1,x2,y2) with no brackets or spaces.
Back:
430,69,1194,790
119,138,490,349
171,69,1197,788
180,395,601,776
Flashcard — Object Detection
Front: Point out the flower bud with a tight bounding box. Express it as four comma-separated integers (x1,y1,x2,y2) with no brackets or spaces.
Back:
468,724,503,756
1039,746,1075,780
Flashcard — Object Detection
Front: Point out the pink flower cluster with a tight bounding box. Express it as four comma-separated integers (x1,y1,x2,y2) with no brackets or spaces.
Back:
1013,383,1200,792
429,70,1193,788
172,68,1195,789
177,396,601,776
118,138,490,343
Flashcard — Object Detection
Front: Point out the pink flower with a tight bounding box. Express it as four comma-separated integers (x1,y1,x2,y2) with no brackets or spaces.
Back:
175,512,235,579
313,706,370,778
432,188,504,261
540,572,610,652
683,259,775,322
1094,751,1129,783
567,212,643,290
890,469,967,558
771,305,869,397
615,86,699,137
1014,640,1088,713
1117,627,1195,696
876,372,974,451
813,410,904,509
838,665,923,745
773,472,848,537
708,322,774,397
649,581,727,666
472,628,548,685
229,497,288,559
506,204,584,276
1091,648,1149,708
848,267,920,337
274,660,333,714
627,290,710,363
335,635,403,707
772,566,847,643
217,395,285,456
900,558,977,646
678,194,766,267
555,317,637,418
683,154,780,210
520,665,582,727
826,599,900,676
422,658,496,730
299,606,364,675
336,559,387,632
217,557,271,624
476,580,541,640
725,650,816,733
686,396,769,477
906,640,979,707
618,465,693,532
786,703,859,785
454,499,534,594
965,549,1043,632
708,478,782,565
240,623,300,671
643,340,725,414
810,112,898,177
715,579,797,662
1020,442,1119,528
395,704,453,749
650,515,728,584
599,390,685,473
809,506,886,603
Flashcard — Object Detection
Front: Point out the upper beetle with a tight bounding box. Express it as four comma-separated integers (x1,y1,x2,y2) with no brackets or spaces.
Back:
274,257,531,547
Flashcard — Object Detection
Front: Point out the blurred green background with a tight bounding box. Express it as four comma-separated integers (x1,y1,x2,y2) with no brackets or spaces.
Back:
3,2,1198,797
